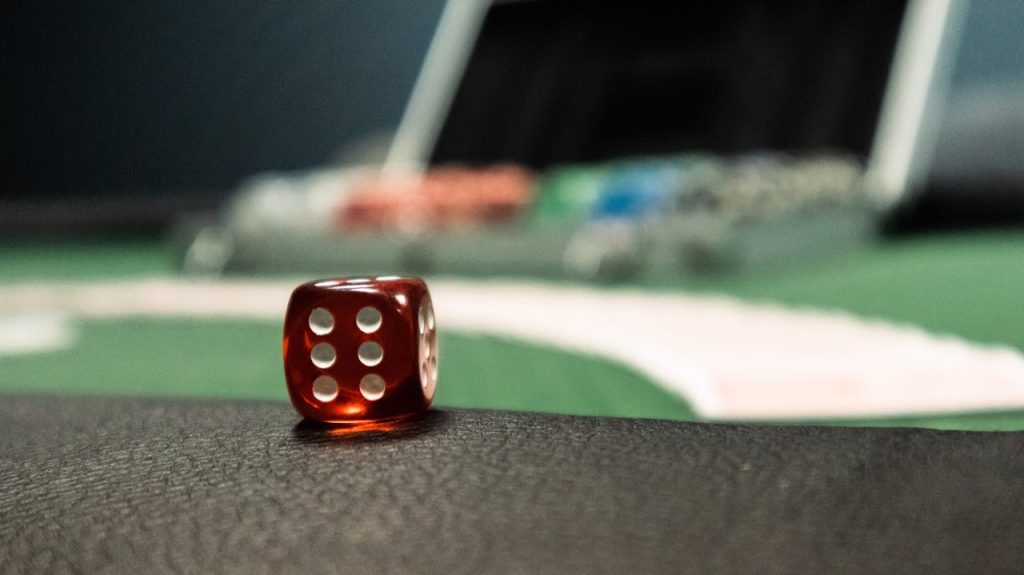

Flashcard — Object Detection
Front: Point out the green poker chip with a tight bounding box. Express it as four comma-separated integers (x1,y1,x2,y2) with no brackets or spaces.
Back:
530,164,613,225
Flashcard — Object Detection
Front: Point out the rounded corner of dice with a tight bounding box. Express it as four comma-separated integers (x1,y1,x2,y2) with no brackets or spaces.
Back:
283,276,438,424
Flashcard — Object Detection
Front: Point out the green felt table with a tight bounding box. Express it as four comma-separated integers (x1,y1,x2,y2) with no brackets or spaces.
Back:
1,230,1023,430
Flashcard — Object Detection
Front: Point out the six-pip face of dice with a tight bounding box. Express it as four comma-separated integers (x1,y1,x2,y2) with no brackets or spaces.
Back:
283,276,438,424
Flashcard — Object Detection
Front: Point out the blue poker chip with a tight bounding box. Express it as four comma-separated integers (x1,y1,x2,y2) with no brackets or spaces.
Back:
591,165,672,220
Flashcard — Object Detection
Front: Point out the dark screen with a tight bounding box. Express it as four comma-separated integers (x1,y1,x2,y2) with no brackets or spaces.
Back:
432,0,907,169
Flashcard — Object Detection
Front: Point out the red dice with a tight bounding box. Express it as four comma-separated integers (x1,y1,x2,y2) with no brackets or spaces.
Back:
283,276,437,423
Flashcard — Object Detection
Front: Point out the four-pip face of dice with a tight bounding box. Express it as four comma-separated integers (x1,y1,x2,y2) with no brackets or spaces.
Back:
283,276,437,423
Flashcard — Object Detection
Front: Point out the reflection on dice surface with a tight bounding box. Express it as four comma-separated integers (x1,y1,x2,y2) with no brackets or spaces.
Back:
283,276,437,423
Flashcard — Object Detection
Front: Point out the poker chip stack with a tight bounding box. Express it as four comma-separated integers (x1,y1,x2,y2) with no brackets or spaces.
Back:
549,153,869,279
336,165,535,233
555,155,724,280
530,164,614,226
180,152,873,280
707,154,865,223
179,167,370,275
660,153,871,274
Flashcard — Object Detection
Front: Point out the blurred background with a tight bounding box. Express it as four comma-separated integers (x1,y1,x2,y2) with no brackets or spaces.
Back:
2,0,1023,429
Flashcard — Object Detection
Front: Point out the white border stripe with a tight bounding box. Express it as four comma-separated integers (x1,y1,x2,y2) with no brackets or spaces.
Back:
2,277,1023,420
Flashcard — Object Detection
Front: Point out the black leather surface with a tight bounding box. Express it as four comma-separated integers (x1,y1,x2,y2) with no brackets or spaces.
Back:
2,395,1023,574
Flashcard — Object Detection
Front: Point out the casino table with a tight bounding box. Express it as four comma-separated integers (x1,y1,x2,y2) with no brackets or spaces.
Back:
3,230,1023,428
2,230,1024,573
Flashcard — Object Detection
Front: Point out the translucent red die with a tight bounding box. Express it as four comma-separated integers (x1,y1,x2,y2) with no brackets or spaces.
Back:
283,277,437,423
